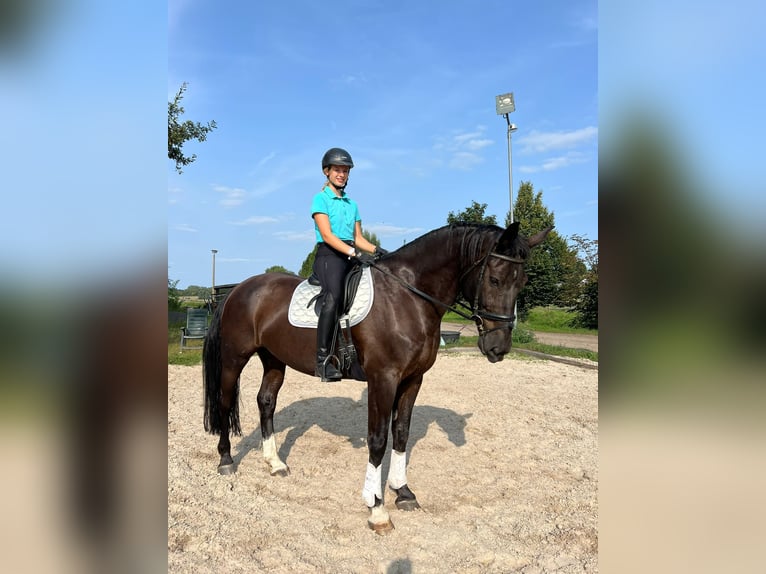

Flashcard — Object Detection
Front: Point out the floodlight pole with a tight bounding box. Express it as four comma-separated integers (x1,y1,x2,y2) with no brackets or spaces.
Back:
211,249,218,298
504,114,518,223
495,92,518,328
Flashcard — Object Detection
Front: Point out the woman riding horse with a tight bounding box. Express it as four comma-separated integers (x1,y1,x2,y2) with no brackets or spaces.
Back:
310,147,386,381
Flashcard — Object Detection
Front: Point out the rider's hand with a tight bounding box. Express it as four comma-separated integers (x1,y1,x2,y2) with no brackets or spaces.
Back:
352,251,376,265
373,246,389,260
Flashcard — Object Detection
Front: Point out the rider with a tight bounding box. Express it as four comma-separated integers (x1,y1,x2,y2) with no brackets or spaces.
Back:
311,147,387,381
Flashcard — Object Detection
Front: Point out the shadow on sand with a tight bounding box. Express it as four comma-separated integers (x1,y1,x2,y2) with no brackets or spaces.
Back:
232,387,471,472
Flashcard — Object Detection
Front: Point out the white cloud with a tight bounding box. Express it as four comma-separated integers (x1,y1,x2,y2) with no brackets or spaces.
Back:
464,138,493,151
518,151,590,173
434,125,495,171
364,223,425,237
168,185,183,205
274,229,315,241
519,126,598,153
228,215,280,226
170,223,197,232
255,151,277,169
213,184,247,208
449,151,484,170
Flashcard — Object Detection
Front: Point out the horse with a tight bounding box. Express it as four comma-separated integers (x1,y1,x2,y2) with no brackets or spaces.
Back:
202,221,552,532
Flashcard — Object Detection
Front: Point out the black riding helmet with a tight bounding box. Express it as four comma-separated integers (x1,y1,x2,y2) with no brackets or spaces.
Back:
322,147,354,170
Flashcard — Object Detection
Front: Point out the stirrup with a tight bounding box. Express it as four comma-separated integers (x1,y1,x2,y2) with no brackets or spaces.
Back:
316,356,342,382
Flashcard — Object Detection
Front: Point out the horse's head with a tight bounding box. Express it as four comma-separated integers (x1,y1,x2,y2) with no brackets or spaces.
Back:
464,222,553,363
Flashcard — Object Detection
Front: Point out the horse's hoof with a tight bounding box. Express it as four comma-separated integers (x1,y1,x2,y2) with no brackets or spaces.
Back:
367,504,394,534
218,463,236,475
367,518,395,534
395,498,420,511
390,485,420,511
270,466,290,477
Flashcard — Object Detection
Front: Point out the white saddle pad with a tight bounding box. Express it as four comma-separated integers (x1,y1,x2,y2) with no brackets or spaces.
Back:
288,267,374,328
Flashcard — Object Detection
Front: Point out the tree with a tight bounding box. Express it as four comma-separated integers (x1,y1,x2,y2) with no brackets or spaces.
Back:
568,234,598,329
182,285,212,298
168,277,182,311
506,181,584,318
447,200,497,225
265,265,294,274
168,82,217,174
299,244,318,278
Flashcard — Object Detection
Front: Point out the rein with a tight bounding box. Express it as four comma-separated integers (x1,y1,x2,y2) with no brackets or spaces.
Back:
366,263,475,321
366,246,525,337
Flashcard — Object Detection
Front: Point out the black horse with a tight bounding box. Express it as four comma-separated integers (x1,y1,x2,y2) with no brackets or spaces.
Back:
203,222,551,531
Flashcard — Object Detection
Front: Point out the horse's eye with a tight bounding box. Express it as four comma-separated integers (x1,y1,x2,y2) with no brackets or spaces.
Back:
489,276,500,287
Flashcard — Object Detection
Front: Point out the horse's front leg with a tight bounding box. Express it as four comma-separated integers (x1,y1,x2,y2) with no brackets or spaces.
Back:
257,352,289,477
363,379,396,533
388,374,423,511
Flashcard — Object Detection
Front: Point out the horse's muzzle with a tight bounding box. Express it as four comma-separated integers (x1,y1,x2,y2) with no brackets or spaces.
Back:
478,333,510,363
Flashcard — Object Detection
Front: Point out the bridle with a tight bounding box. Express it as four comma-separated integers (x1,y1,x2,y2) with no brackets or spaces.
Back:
458,248,524,336
366,240,524,339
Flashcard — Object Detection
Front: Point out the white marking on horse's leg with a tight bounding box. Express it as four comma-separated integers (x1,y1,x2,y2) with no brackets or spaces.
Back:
368,503,393,533
262,435,288,475
362,462,382,508
387,449,407,489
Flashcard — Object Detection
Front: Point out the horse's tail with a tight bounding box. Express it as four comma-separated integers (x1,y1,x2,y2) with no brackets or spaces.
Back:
202,295,241,435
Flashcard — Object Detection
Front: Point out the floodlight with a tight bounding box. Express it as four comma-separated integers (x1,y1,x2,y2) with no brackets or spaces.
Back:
495,92,515,115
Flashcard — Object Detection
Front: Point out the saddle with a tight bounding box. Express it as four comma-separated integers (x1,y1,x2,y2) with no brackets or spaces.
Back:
288,265,374,328
307,264,364,317
287,264,374,381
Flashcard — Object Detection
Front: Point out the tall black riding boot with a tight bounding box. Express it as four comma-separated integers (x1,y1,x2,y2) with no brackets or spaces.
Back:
315,305,343,382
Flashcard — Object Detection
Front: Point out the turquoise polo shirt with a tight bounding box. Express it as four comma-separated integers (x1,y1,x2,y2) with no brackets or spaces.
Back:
311,186,361,243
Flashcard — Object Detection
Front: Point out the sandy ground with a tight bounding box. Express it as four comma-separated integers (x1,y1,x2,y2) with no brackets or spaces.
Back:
168,351,598,573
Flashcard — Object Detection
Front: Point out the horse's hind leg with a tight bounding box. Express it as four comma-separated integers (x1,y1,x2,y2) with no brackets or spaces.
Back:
216,363,246,475
257,351,289,477
388,374,423,511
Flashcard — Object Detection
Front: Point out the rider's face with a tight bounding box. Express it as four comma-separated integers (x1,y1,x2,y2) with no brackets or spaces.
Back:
325,165,350,190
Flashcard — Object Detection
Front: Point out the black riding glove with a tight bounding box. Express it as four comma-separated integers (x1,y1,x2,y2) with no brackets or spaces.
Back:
373,246,389,260
352,251,376,265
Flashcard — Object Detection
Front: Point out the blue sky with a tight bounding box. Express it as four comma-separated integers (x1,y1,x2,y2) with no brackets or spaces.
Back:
169,0,598,288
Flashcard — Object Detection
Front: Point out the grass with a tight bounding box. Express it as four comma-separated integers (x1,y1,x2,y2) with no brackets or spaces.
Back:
168,306,598,366
446,306,597,336
442,306,598,362
168,320,204,365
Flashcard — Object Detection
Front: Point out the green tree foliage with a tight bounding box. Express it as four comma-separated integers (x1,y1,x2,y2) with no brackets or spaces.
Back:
168,82,217,174
265,265,294,274
505,181,585,319
447,200,498,225
299,244,319,278
363,229,381,248
182,285,212,298
168,277,182,311
568,234,598,329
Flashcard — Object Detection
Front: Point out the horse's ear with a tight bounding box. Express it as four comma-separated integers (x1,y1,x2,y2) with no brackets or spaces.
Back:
496,222,521,252
528,225,554,248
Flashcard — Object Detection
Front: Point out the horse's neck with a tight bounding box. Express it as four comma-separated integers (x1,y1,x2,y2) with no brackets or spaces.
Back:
392,230,475,305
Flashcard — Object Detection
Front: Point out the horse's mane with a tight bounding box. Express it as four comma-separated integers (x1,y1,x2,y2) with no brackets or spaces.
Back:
394,222,531,263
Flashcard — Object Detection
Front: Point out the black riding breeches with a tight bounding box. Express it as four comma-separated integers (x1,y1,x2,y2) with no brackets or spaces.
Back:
313,242,354,315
